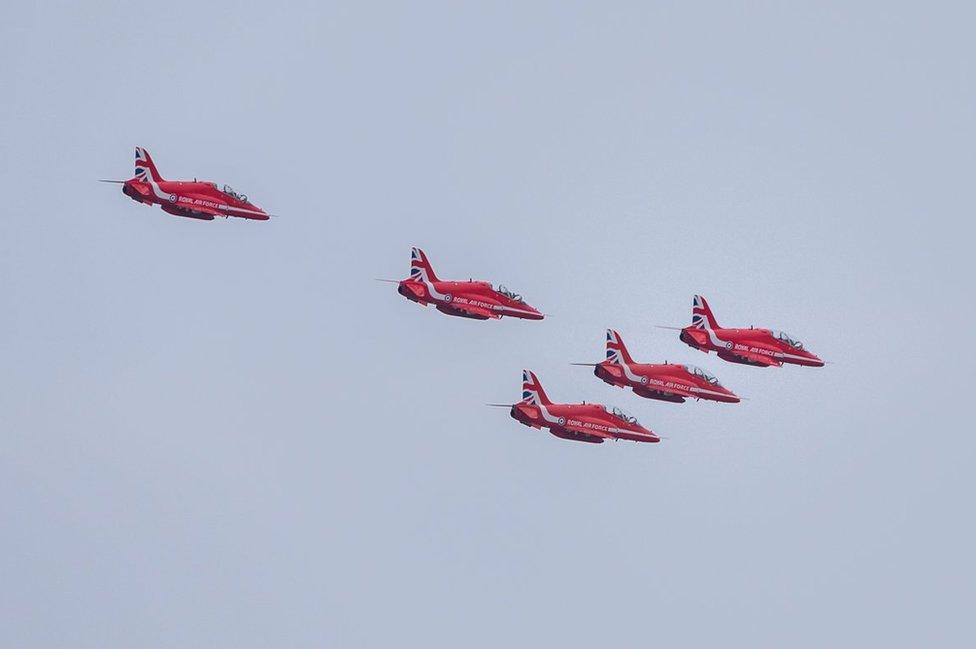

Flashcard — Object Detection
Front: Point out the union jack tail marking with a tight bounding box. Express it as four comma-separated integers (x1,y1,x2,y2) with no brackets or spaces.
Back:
692,294,720,330
134,147,164,183
605,329,635,364
408,247,440,283
520,369,552,406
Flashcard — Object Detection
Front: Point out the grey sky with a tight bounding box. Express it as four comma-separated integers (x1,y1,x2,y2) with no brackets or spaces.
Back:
1,1,973,647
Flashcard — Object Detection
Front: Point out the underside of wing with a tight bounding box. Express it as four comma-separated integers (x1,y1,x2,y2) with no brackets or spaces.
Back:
719,349,782,367
185,203,224,217
557,420,658,443
633,386,688,403
161,203,221,221
437,303,497,320
550,424,609,444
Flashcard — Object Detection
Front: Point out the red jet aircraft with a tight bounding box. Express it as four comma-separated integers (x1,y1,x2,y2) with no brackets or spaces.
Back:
100,147,271,221
492,370,660,444
389,248,544,321
672,295,824,367
575,329,740,403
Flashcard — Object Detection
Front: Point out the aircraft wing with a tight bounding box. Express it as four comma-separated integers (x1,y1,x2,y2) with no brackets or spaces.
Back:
447,303,499,319
161,202,224,220
186,203,224,218
651,382,696,399
556,421,617,440
722,348,783,367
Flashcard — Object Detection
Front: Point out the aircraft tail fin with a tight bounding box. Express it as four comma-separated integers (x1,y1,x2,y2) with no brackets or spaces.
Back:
409,247,439,282
520,369,552,406
134,147,164,182
692,294,720,329
606,329,635,364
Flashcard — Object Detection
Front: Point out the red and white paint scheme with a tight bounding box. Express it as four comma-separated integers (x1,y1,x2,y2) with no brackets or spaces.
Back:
394,248,544,321
501,370,659,444
677,295,824,367
580,329,740,403
100,147,270,221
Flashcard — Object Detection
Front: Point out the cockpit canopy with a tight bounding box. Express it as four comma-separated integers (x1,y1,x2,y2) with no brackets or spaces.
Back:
605,404,640,425
222,184,248,203
495,284,524,303
684,364,720,385
770,330,803,349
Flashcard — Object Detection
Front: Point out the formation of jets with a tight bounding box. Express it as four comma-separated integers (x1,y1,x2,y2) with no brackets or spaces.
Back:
102,147,822,446
382,247,822,445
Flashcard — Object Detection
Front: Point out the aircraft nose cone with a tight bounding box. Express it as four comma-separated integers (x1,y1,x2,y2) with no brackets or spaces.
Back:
525,304,545,320
243,201,270,220
641,427,661,443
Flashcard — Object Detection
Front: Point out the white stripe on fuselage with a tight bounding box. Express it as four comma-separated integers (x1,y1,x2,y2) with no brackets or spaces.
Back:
700,325,778,359
142,182,267,217
420,279,450,301
704,328,815,364
418,281,535,317
536,403,563,425
215,203,267,216
494,304,538,318
703,326,728,349
618,361,644,384
146,179,174,203
529,402,655,439
624,365,727,399
779,351,814,362
688,385,731,398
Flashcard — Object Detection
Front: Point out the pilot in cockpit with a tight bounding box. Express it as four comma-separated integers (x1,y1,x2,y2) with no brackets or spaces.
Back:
495,284,524,303
222,184,248,203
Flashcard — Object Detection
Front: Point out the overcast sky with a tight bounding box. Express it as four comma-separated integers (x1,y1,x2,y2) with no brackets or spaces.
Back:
1,1,974,647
